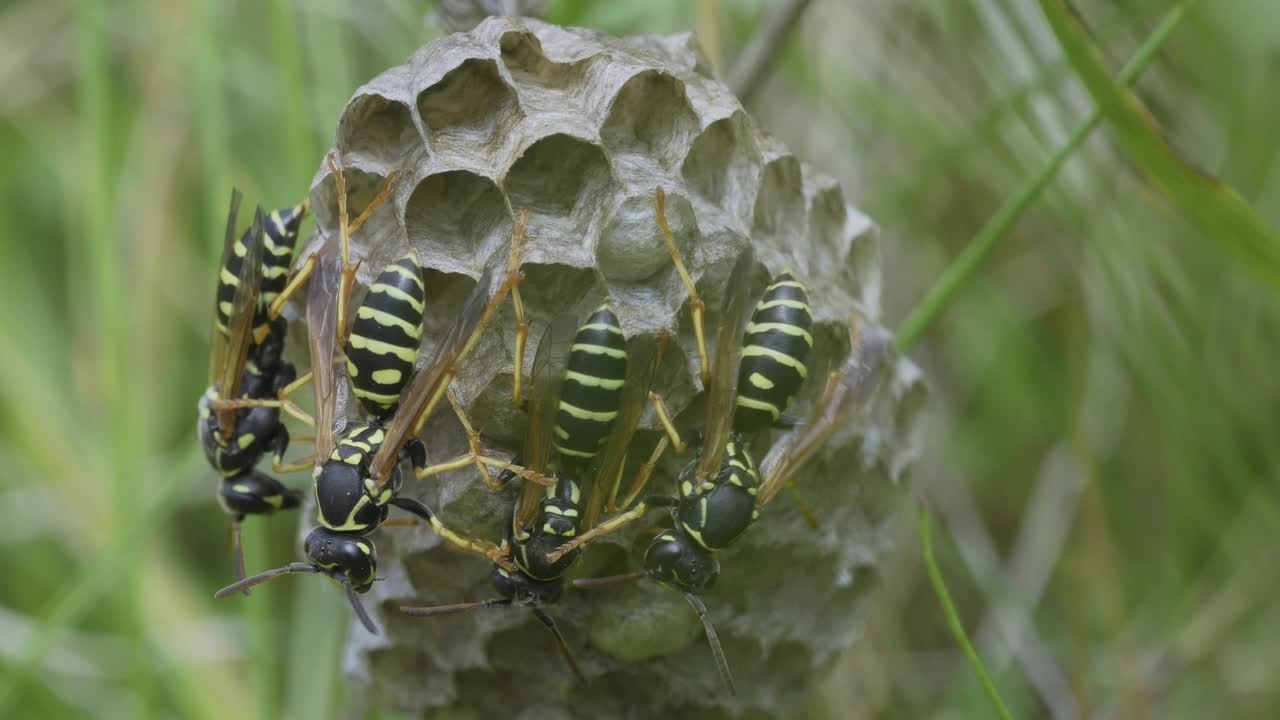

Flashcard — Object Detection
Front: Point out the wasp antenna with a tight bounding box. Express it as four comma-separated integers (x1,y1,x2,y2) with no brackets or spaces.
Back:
533,608,586,684
399,598,511,618
685,593,736,696
571,571,646,590
214,562,319,598
341,578,379,635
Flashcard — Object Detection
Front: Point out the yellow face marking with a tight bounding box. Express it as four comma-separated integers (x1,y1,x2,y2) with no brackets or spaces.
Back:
371,368,403,386
569,343,626,359
563,370,625,389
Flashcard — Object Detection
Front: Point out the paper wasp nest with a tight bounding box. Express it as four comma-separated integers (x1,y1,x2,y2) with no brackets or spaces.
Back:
300,16,925,719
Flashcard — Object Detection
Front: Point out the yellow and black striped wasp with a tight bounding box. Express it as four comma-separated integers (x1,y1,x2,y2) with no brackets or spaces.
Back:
556,316,888,695
215,159,541,632
198,188,308,587
398,306,661,682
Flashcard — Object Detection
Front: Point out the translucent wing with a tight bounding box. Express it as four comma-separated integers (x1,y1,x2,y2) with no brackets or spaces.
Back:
370,263,512,487
208,188,242,387
514,313,578,528
695,247,756,483
214,202,266,440
307,251,343,463
584,333,658,530
756,321,889,507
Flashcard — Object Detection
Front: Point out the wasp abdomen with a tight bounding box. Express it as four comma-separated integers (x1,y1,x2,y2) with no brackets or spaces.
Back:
733,270,814,433
346,254,426,419
553,305,626,460
258,203,306,311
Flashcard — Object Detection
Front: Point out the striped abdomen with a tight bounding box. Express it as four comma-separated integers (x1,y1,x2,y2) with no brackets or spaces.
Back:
346,253,426,419
213,202,306,334
733,270,814,433
258,203,306,311
214,225,252,336
553,305,626,461
329,422,385,466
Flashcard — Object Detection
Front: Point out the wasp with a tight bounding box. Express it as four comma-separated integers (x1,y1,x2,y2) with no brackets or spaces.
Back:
399,307,661,682
198,189,309,587
214,157,541,632
555,310,887,695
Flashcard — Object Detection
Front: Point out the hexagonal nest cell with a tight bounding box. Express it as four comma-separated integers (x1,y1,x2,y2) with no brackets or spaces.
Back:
291,16,923,720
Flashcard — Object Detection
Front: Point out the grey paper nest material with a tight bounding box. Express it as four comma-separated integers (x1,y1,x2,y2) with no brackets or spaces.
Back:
300,16,925,719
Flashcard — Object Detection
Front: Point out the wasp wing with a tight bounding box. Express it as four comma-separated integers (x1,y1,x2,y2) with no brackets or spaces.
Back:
695,247,755,483
584,333,658,530
214,201,266,440
514,312,578,528
306,251,343,464
208,188,242,387
756,321,889,507
370,263,513,487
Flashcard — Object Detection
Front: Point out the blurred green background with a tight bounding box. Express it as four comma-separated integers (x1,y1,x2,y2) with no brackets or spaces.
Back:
2,0,1279,717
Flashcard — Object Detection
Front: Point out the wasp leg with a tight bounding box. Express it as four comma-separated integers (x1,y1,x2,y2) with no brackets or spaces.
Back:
508,209,529,407
210,397,315,427
265,251,316,324
648,391,688,454
656,187,708,386
390,496,516,572
274,370,311,402
616,435,670,512
273,454,315,474
787,483,821,530
546,496,678,564
446,389,504,490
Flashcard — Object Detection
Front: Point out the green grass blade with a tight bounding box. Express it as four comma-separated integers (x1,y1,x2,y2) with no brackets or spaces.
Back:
1039,0,1280,283
896,0,1198,352
919,504,1014,720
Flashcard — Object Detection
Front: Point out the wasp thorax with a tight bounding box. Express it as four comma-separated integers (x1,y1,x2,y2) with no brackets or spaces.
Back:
643,530,720,594
304,527,378,593
314,461,390,534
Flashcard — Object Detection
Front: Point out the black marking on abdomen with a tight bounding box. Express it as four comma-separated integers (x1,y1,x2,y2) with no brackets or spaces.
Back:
553,305,626,459
733,271,814,433
346,254,426,419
